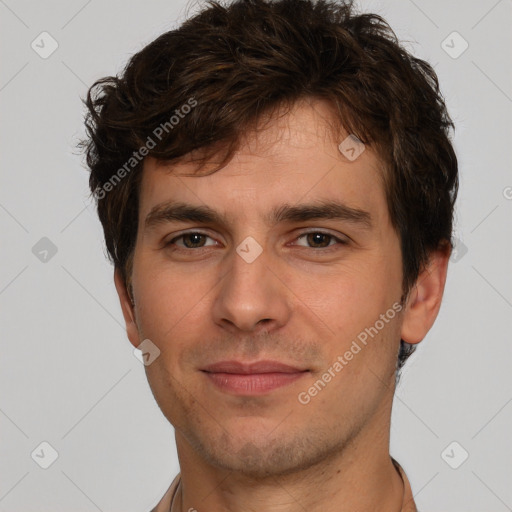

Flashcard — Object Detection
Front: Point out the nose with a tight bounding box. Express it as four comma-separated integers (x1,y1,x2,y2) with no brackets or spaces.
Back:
211,243,292,334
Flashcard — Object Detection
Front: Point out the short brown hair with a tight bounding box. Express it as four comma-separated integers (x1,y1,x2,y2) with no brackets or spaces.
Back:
80,0,458,371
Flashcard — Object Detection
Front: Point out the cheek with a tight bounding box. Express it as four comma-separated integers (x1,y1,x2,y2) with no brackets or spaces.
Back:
133,262,211,346
296,254,402,357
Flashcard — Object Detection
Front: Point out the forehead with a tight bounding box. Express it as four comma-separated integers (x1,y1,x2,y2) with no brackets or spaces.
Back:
138,99,387,226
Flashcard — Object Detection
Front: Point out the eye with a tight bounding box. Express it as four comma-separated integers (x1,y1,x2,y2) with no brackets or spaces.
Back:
164,230,348,252
294,231,348,249
166,232,217,249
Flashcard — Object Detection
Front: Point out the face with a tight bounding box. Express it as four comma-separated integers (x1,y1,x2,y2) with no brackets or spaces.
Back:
120,98,409,478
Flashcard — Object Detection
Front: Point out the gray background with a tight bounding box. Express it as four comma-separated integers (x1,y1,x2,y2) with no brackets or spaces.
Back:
1,0,511,510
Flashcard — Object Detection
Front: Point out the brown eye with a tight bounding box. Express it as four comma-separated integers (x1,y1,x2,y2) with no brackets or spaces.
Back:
306,233,332,248
181,233,207,248
166,232,216,249
295,232,347,249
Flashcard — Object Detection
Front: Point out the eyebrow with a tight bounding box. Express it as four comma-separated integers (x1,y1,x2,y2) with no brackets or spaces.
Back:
144,199,373,232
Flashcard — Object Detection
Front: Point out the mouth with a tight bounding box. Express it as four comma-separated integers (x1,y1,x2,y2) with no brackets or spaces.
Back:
200,360,310,395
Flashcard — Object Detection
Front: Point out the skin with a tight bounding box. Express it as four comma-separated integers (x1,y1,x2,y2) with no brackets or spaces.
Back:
115,97,450,512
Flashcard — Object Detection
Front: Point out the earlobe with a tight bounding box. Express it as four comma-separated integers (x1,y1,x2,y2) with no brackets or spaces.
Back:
114,268,141,349
400,242,451,345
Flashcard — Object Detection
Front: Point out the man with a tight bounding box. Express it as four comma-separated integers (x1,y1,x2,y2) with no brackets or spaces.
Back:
81,0,458,510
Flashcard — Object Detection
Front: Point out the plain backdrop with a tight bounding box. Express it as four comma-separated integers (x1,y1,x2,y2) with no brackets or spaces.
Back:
1,0,511,511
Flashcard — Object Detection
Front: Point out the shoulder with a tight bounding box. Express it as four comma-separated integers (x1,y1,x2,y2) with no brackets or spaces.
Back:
148,473,181,512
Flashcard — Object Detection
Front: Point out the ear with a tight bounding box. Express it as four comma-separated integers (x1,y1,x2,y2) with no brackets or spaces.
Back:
114,268,140,349
400,242,451,344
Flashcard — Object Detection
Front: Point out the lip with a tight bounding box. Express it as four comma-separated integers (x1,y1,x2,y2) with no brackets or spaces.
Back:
201,360,306,374
201,360,309,395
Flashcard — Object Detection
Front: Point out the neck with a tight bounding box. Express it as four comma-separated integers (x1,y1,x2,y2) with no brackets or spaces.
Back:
172,405,404,512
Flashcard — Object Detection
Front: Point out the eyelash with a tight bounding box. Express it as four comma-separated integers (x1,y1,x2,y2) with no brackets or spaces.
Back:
165,231,348,251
